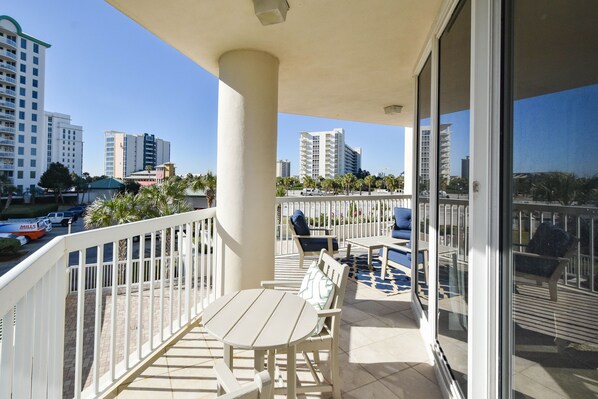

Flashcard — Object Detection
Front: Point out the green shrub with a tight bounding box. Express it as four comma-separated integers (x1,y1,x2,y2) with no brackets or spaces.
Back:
0,204,58,219
0,238,21,255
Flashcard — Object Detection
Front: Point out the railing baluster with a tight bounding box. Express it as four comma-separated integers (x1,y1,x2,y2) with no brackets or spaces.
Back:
13,293,32,399
193,221,199,315
110,242,117,381
160,228,166,343
200,221,205,309
0,307,15,399
169,227,175,335
31,276,47,399
185,222,193,323
93,245,104,394
124,238,133,369
150,232,156,348
74,250,85,398
138,236,145,360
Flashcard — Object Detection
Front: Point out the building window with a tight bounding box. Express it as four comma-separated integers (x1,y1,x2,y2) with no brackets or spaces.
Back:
17,159,23,167
18,123,24,132
31,136,36,144
32,79,38,88
17,171,23,179
32,68,38,77
19,88,25,96
30,160,35,167
31,125,37,133
32,102,37,110
19,76,25,85
18,135,24,143
19,64,26,73
32,91,37,99
20,53,26,61
33,56,38,65
33,43,39,53
30,148,36,156
29,171,35,179
20,38,26,49
31,114,37,122
18,111,24,120
17,147,23,155
19,99,25,108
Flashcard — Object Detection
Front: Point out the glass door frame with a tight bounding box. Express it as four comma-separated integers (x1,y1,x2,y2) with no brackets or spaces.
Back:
410,0,503,398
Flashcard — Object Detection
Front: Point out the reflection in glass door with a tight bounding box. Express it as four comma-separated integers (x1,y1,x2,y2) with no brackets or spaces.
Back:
504,1,598,397
436,0,470,396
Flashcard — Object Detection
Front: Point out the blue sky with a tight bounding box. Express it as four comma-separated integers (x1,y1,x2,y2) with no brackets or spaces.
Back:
3,0,405,177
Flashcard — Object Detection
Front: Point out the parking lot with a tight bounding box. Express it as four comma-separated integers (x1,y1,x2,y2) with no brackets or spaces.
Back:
0,217,86,277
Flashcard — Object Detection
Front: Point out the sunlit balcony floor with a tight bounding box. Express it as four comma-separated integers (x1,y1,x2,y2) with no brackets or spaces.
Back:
114,249,443,398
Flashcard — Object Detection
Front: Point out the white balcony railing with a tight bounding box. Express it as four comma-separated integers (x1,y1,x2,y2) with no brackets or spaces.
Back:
0,62,16,72
275,194,412,255
0,208,220,399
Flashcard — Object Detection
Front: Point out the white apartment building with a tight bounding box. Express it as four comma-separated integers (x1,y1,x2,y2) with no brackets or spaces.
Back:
420,124,451,182
299,128,361,180
104,131,170,178
43,112,83,175
275,159,290,177
0,16,50,193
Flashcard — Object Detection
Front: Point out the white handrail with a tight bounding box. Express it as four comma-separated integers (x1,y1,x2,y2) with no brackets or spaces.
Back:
0,208,219,399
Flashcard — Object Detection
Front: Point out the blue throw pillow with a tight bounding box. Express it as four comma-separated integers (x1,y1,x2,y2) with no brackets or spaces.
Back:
394,207,412,230
291,210,310,236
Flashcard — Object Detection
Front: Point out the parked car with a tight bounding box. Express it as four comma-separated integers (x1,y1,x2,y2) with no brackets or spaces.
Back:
0,233,28,245
63,211,79,222
38,217,53,232
68,206,86,217
301,188,324,196
47,212,73,227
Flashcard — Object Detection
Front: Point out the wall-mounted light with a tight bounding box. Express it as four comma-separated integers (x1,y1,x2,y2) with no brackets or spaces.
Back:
253,0,290,26
384,105,403,115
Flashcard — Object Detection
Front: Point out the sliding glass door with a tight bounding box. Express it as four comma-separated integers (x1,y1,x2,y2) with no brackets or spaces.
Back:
503,1,598,397
436,0,471,396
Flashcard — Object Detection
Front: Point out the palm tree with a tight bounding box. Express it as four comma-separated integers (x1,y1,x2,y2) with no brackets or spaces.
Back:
341,173,357,195
302,176,316,191
384,174,397,193
188,171,217,207
321,178,335,194
0,174,16,210
364,175,377,195
356,179,364,195
85,193,142,260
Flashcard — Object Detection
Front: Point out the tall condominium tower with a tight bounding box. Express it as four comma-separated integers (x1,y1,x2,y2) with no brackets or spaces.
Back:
104,131,171,178
44,112,83,175
299,128,362,180
0,16,50,193
419,124,451,182
276,159,291,177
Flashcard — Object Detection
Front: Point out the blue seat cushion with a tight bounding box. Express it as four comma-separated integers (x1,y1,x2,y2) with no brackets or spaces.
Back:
299,237,339,253
391,229,411,240
514,253,559,278
291,210,310,236
379,243,424,268
394,208,412,230
527,222,575,258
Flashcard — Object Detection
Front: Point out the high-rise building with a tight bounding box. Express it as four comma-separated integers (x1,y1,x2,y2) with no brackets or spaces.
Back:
345,146,362,175
461,156,469,180
419,124,451,182
299,128,361,180
43,112,83,175
276,159,291,177
0,16,50,193
104,131,171,178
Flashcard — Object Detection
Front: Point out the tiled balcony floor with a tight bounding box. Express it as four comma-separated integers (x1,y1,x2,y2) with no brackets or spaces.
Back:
115,249,442,398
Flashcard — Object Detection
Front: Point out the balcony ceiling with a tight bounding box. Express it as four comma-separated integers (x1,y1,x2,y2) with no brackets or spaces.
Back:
105,0,444,127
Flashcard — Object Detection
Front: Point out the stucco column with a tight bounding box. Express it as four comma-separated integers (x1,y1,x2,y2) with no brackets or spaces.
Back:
216,50,279,294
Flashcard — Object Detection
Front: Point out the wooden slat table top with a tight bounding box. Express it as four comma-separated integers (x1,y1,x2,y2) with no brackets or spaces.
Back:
203,288,318,351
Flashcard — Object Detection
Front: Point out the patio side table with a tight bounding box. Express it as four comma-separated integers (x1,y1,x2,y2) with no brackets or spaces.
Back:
203,288,318,399
345,235,409,267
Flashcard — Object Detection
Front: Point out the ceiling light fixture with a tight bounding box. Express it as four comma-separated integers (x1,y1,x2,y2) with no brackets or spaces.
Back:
253,0,290,26
384,105,403,115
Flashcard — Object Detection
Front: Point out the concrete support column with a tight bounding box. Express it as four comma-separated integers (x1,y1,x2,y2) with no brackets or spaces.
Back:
216,50,279,294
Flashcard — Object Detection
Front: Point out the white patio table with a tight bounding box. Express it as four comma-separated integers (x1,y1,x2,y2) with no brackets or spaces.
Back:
203,288,318,399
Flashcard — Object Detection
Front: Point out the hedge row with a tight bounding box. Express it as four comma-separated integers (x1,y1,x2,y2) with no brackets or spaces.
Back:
0,204,58,220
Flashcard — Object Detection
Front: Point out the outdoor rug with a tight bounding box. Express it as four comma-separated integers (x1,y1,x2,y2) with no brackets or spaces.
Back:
346,253,411,296
346,253,466,297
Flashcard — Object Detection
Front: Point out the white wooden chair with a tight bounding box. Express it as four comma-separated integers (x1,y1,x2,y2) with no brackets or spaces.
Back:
214,360,272,399
261,249,350,399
